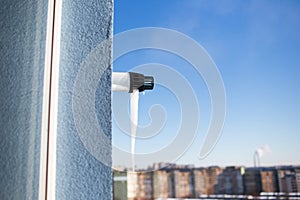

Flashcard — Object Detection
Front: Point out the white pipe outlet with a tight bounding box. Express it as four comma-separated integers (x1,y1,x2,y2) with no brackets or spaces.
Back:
112,72,154,93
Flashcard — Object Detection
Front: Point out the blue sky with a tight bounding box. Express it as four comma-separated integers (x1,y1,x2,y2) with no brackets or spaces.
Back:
112,0,300,168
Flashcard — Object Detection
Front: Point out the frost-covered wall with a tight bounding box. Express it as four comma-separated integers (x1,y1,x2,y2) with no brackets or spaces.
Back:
0,0,48,199
56,0,113,199
0,0,113,199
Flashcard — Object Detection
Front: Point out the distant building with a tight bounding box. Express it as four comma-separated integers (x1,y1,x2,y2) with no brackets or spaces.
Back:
277,169,287,192
277,169,298,193
153,169,174,198
296,169,300,192
118,164,300,199
127,171,153,200
244,168,262,195
193,168,209,197
173,169,194,198
113,171,127,200
153,162,176,170
137,172,153,200
127,172,138,200
216,166,245,195
206,166,223,194
278,171,298,193
176,164,195,169
260,169,279,193
282,174,297,193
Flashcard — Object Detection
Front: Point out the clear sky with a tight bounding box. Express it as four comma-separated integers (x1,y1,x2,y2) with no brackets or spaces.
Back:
112,0,300,168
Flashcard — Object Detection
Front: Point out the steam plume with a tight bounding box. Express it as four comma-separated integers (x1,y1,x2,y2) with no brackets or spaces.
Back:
254,144,271,167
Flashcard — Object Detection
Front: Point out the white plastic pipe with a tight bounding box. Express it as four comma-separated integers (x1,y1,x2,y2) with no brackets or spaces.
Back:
112,72,130,92
112,72,154,93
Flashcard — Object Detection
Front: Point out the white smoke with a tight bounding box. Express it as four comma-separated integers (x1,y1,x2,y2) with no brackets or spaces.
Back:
256,144,271,158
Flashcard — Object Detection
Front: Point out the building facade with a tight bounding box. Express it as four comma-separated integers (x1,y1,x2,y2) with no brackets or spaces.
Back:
260,169,279,193
244,168,262,195
296,169,300,192
277,169,299,193
153,169,174,198
216,166,245,195
173,169,194,198
127,171,153,200
193,168,209,197
114,171,127,200
207,166,223,194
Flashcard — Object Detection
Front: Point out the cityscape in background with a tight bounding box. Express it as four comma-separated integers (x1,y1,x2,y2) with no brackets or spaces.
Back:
113,163,300,200
113,1,300,200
